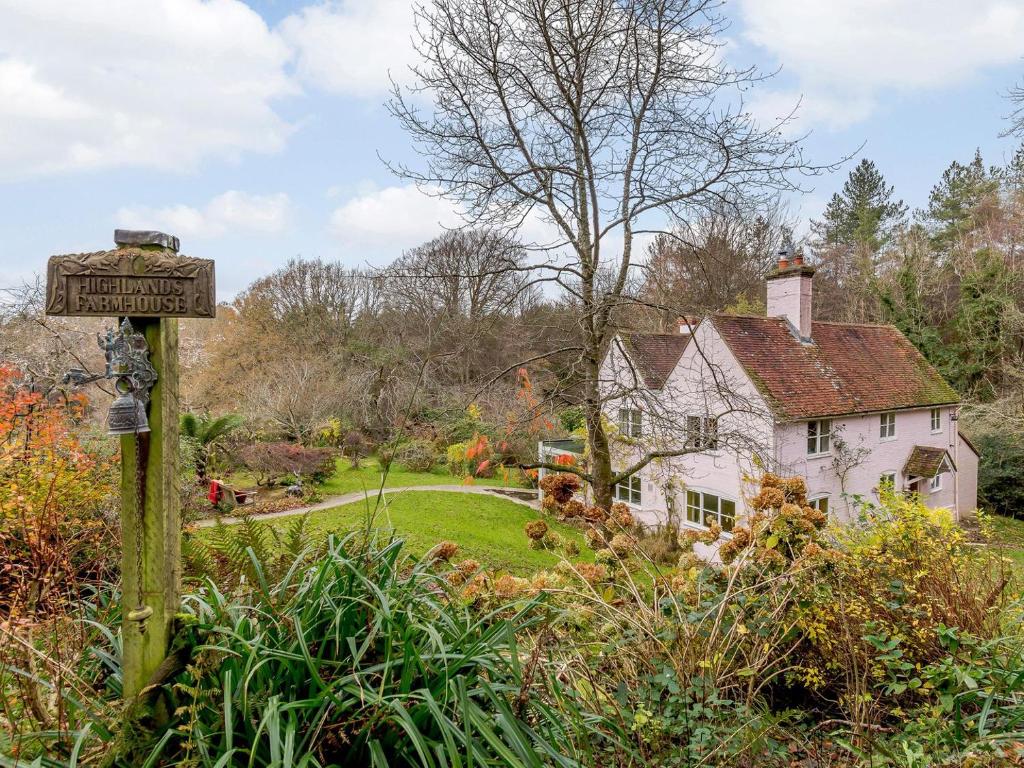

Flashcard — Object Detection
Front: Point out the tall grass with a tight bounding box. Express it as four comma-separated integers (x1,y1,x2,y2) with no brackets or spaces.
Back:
3,534,618,767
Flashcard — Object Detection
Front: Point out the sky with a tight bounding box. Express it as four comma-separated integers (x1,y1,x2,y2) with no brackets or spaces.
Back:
1,0,1023,299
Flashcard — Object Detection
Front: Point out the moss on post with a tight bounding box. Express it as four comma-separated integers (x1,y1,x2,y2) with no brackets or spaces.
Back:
120,312,181,705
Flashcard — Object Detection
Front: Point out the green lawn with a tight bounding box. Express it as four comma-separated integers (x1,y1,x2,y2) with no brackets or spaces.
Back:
318,457,528,497
266,490,588,574
986,513,1024,573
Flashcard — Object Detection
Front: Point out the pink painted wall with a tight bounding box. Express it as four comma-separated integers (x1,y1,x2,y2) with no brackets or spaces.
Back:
774,405,969,521
602,322,773,534
956,432,979,514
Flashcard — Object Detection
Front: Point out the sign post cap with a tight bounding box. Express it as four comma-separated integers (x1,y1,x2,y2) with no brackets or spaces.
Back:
114,229,180,252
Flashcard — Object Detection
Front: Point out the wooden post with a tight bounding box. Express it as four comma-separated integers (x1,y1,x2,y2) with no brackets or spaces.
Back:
120,313,180,701
45,230,215,712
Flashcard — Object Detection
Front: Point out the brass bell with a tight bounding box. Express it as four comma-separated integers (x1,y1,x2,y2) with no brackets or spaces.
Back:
107,378,149,436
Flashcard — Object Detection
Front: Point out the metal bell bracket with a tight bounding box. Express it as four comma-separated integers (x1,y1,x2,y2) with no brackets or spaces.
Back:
63,318,158,433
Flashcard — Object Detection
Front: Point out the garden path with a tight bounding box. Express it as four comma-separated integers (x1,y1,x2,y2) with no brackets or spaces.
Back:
194,484,540,528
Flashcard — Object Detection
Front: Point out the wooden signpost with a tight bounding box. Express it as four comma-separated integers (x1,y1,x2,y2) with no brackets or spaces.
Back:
47,230,214,705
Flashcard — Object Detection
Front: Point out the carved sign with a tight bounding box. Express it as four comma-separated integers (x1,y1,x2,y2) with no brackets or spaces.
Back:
46,247,215,318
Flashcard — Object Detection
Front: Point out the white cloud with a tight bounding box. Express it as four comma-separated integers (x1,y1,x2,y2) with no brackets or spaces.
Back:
279,0,418,97
739,0,1024,127
329,184,465,248
117,191,291,239
0,0,294,179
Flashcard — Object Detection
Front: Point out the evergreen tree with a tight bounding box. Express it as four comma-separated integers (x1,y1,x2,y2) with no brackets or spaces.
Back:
814,159,908,251
923,149,999,249
949,248,1014,398
877,228,944,366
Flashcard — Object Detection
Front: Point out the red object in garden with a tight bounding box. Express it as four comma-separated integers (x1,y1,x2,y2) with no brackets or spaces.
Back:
207,479,221,505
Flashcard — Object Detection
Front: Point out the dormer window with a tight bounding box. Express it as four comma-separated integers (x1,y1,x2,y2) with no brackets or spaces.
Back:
618,407,642,438
807,419,831,456
880,412,896,440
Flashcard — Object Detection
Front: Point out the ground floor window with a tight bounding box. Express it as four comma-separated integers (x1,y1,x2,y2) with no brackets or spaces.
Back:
686,489,736,532
929,473,943,492
808,496,829,515
879,471,897,490
615,475,642,505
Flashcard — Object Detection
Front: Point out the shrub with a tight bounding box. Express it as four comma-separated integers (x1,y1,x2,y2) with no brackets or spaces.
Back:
235,442,336,486
539,472,580,504
376,445,396,470
583,505,608,524
396,438,439,472
342,429,371,469
541,494,562,515
561,498,586,519
524,519,549,541
0,367,118,619
428,539,459,562
23,537,617,766
446,440,468,475
790,490,1011,723
610,502,635,528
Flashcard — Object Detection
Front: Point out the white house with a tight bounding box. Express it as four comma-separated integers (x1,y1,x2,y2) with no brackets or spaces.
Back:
543,252,978,548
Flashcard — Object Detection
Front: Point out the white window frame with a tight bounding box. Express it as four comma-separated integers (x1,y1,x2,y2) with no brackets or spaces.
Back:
685,488,737,532
879,412,896,441
686,415,719,451
879,471,898,491
807,419,831,456
615,475,642,506
929,473,942,492
618,407,642,438
930,408,942,434
808,495,830,515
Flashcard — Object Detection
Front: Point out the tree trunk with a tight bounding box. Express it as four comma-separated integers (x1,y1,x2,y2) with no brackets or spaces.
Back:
583,351,614,509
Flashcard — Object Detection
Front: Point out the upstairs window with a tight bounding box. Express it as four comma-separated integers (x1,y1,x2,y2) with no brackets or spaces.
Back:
618,408,642,438
686,415,719,451
807,419,831,456
686,489,736,532
880,412,896,440
615,475,642,505
930,408,942,433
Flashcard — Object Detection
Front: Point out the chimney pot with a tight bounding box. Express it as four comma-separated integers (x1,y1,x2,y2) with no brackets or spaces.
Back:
778,256,789,270
792,253,804,266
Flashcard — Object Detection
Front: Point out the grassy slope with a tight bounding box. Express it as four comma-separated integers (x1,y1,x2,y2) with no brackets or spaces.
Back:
319,458,528,497
267,490,589,574
986,514,1024,572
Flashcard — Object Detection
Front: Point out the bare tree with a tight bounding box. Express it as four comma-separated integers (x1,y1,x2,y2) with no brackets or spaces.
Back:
389,0,821,507
381,229,542,386
641,198,793,321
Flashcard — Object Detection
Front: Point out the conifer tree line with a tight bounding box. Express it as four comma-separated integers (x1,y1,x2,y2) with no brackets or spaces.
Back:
808,150,1024,404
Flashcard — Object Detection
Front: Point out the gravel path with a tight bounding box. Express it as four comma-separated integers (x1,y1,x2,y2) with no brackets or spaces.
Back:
194,484,540,528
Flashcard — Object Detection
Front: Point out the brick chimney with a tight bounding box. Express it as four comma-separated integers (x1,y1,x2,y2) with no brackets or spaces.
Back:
766,246,814,341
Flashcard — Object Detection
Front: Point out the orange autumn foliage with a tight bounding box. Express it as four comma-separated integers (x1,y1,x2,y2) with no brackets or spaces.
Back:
0,366,118,619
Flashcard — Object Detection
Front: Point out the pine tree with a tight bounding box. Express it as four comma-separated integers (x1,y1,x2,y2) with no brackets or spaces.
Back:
814,159,908,251
923,149,999,250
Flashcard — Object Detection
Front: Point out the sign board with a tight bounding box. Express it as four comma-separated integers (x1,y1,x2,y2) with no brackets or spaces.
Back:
46,233,215,318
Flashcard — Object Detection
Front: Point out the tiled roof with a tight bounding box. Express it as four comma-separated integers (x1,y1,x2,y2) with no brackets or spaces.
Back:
620,333,691,390
711,315,959,420
903,446,955,478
